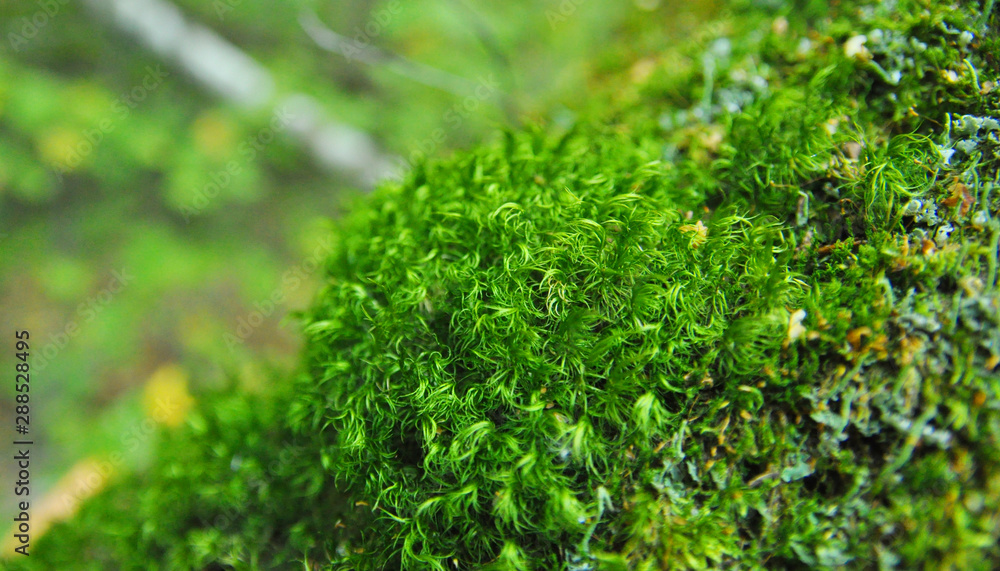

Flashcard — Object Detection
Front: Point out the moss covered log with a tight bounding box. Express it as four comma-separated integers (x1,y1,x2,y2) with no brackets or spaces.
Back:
13,0,1000,568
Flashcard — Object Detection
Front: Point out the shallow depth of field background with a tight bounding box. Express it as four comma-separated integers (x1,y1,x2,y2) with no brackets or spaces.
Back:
0,0,716,536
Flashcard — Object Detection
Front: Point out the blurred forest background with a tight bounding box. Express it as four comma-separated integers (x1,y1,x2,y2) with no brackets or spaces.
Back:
0,0,716,537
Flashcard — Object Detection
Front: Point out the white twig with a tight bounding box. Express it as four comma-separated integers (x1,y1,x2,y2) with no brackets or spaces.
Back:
83,0,398,185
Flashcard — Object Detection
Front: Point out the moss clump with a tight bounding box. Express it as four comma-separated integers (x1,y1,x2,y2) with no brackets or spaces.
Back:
14,0,1000,569
293,126,803,568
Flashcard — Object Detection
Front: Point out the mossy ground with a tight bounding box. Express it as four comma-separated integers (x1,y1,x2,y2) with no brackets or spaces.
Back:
13,0,1000,569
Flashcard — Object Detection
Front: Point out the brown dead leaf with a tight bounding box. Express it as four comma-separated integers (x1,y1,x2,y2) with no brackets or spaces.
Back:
941,181,974,216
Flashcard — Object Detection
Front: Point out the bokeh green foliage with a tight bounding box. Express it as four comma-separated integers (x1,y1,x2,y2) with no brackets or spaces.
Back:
11,0,1000,568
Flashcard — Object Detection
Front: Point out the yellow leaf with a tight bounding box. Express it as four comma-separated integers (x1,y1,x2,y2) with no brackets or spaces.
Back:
143,364,195,427
2,457,109,556
192,111,236,161
37,127,87,171
679,220,708,248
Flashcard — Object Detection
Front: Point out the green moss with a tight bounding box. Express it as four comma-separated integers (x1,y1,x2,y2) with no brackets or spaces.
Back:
18,387,340,569
291,124,806,568
13,0,1000,569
